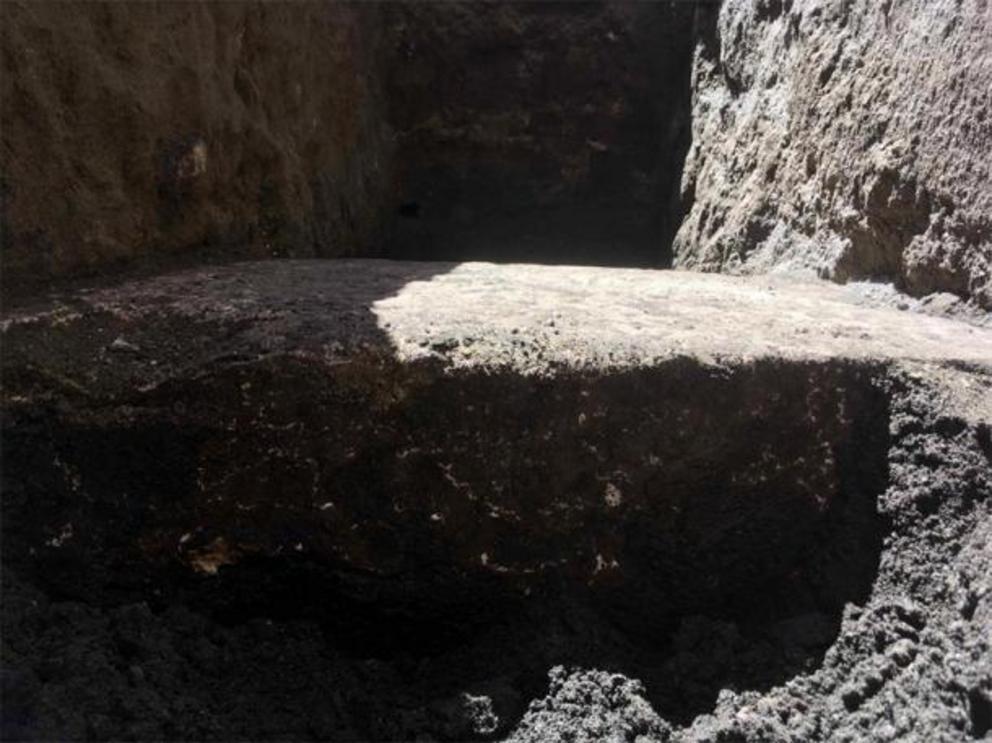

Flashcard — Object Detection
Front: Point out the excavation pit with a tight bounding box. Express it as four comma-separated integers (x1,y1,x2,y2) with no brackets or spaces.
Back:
4,355,889,735
3,260,991,740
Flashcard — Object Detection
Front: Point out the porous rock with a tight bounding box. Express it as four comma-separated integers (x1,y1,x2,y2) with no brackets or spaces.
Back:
675,0,992,308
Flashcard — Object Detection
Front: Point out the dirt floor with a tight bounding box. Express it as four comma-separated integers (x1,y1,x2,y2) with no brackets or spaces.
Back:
2,261,991,742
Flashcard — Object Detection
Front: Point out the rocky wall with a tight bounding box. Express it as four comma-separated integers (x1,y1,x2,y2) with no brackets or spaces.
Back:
674,0,992,308
0,1,393,295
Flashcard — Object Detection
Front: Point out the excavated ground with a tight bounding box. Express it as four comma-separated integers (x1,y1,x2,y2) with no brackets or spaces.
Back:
2,260,991,742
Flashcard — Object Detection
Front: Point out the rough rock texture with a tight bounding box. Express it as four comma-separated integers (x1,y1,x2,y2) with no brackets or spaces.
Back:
0,0,701,292
0,2,392,295
675,0,992,308
510,666,673,743
3,261,991,741
513,365,992,743
382,2,696,265
6,0,992,300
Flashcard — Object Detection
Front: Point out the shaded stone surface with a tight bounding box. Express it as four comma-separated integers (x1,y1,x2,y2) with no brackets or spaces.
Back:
382,2,696,266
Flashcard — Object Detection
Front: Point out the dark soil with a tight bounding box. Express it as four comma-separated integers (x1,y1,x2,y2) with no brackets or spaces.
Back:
2,263,990,742
0,350,897,741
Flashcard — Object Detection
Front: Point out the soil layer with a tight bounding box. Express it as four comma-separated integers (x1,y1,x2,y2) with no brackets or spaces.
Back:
3,261,991,741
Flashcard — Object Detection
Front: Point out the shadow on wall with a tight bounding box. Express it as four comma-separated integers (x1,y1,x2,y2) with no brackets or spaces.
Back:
0,0,715,303
382,1,701,267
